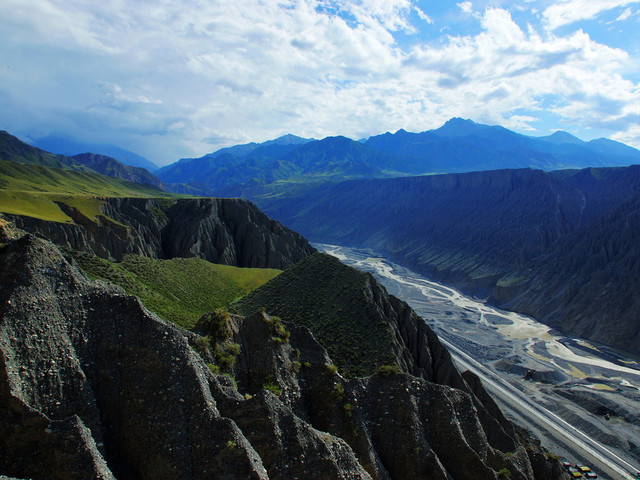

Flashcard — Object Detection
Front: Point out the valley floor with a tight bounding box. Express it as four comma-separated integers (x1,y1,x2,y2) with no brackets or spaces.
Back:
318,244,640,480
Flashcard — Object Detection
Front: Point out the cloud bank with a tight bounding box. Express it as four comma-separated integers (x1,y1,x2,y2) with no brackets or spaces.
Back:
0,0,638,164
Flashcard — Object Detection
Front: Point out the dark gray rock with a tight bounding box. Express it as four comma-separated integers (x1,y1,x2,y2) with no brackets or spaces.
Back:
7,196,315,269
0,228,566,479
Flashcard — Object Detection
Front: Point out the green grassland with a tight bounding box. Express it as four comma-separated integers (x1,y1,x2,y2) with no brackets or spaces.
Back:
0,160,179,222
232,252,397,378
70,251,281,328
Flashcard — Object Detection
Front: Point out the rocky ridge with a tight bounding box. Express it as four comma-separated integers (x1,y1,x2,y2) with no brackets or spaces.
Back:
0,226,567,479
6,197,314,270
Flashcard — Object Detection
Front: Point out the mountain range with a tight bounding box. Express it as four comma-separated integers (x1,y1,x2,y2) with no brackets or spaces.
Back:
30,134,159,171
0,131,164,189
154,118,640,198
0,199,565,480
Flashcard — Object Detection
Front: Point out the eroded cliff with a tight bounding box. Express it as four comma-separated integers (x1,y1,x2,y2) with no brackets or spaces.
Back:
6,197,314,269
0,229,566,479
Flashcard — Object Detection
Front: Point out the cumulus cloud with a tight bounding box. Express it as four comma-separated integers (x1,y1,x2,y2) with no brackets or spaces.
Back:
0,0,639,163
542,0,640,30
457,2,473,14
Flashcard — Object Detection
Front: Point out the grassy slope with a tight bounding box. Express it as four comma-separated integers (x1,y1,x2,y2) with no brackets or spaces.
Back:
232,252,396,378
0,160,179,222
70,251,280,329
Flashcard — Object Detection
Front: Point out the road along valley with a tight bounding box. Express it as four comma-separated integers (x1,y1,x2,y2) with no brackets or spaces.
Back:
318,244,640,480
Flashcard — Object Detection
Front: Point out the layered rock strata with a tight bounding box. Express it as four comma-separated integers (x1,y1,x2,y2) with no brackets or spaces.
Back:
6,197,314,269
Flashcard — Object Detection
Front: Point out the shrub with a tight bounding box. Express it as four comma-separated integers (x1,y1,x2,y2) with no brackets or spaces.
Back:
377,364,401,376
194,335,212,354
263,382,282,396
214,342,240,370
498,468,511,478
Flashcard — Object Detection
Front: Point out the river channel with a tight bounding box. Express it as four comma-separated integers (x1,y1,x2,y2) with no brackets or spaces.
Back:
317,243,640,480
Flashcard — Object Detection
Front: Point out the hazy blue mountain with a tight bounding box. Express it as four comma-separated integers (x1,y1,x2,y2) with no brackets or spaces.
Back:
158,135,398,197
71,153,165,189
364,118,637,173
161,134,314,171
31,135,158,171
536,131,584,145
156,119,639,198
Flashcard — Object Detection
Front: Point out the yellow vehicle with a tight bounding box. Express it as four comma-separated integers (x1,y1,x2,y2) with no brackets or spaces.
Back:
577,466,591,473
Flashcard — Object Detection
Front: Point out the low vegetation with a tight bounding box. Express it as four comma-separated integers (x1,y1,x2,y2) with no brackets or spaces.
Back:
0,160,178,223
69,251,280,328
232,252,396,378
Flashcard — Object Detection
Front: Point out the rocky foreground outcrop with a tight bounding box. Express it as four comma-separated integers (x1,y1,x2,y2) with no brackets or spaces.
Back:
7,197,314,269
0,226,567,479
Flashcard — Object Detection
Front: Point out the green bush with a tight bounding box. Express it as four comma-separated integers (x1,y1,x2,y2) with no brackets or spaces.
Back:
377,364,401,376
263,382,282,396
498,467,511,478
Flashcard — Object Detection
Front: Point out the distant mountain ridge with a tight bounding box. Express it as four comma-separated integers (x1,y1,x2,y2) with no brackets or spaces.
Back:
156,135,399,197
364,118,640,173
155,118,640,199
0,130,164,189
31,134,159,171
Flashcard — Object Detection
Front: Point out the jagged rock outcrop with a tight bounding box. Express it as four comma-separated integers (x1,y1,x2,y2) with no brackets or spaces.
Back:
0,228,565,479
6,197,314,269
230,253,567,479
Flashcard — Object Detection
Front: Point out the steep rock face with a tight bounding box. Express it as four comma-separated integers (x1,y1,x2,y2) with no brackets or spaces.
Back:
198,306,564,480
7,197,314,269
0,233,363,480
260,165,640,355
261,169,584,296
231,253,562,474
0,230,565,480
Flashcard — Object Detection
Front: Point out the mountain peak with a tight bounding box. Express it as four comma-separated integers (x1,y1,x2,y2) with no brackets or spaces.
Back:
434,117,483,137
539,130,584,145
267,134,313,146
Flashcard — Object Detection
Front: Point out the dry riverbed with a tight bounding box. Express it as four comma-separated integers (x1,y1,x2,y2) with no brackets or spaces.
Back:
319,244,640,480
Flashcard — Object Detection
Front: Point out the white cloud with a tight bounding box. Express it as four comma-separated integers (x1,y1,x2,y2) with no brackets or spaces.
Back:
0,1,639,163
415,6,433,24
542,0,640,30
615,7,633,21
457,2,473,14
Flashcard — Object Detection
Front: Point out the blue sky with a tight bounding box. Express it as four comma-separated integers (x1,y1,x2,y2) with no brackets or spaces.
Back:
1,0,639,165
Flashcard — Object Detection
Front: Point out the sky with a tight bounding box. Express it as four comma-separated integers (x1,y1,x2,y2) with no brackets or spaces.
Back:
1,0,639,166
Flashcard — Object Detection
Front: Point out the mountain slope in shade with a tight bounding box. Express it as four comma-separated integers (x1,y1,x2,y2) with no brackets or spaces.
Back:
258,165,640,356
31,134,159,171
1,131,164,189
157,136,399,197
71,153,164,189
